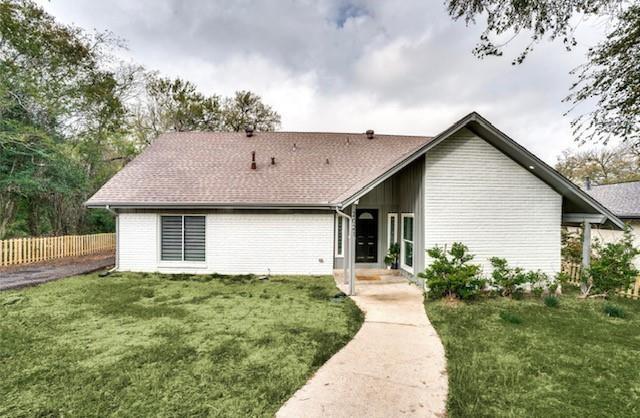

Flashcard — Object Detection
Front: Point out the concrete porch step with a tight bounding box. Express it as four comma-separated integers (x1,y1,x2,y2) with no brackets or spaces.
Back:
333,268,407,284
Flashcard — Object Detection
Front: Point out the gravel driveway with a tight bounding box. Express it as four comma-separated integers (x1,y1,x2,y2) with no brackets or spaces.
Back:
0,253,114,291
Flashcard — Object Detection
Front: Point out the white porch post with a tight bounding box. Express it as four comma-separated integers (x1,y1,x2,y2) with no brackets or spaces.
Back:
582,221,591,269
349,202,357,296
581,221,591,293
562,213,606,270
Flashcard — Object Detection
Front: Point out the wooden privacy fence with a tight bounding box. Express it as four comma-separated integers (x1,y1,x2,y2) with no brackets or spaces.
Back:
561,261,640,300
0,233,115,267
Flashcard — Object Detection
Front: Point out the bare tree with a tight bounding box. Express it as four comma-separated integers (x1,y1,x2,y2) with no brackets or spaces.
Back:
555,144,640,184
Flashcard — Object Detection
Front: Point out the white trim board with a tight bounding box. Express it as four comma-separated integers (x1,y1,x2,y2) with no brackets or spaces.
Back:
400,213,415,274
387,213,398,250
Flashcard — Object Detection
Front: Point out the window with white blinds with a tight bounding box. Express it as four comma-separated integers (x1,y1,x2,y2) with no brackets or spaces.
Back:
161,215,206,262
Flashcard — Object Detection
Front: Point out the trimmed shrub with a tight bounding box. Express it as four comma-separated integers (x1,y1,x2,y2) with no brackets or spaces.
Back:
490,259,555,298
531,286,544,299
603,304,625,318
555,271,572,285
527,270,551,297
489,257,529,297
420,243,485,300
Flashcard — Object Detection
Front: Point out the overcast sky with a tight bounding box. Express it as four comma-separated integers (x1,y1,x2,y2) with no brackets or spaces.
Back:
38,0,606,164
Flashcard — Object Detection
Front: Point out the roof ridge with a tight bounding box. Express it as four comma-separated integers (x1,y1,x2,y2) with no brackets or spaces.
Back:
159,130,432,138
592,179,640,187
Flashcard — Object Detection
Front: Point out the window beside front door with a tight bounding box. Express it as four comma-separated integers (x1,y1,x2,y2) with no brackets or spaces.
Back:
161,215,206,262
401,213,414,272
387,213,398,249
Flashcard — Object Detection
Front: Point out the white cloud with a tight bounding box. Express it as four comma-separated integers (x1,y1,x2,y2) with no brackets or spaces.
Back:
37,0,606,163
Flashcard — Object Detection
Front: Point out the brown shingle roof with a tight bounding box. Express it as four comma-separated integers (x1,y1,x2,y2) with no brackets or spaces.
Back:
86,131,433,207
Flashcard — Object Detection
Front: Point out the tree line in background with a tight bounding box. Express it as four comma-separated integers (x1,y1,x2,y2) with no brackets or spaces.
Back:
0,0,280,239
555,144,640,185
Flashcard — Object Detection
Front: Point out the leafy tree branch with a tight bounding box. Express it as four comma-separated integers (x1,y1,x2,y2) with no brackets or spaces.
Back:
446,0,639,145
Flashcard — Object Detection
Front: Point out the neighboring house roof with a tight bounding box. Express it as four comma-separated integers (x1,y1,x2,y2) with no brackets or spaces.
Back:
586,181,640,219
86,111,624,229
86,131,433,208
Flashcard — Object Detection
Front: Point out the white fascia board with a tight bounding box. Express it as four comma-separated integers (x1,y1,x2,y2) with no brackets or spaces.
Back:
562,213,607,224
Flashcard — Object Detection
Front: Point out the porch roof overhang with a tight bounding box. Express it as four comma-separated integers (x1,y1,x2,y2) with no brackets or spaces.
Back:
338,112,625,230
562,213,607,226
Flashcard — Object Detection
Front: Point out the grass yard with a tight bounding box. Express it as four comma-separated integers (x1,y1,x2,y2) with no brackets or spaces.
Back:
425,289,640,417
0,272,363,417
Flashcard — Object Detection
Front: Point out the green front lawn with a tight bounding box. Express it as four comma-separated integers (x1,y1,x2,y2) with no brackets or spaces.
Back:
426,290,640,417
0,272,362,417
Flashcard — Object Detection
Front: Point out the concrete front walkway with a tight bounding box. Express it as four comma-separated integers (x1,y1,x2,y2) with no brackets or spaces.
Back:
277,278,448,418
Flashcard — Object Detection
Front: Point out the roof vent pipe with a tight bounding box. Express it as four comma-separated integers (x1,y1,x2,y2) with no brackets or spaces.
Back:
271,157,275,165
366,129,374,139
584,177,591,190
251,151,256,170
245,126,254,137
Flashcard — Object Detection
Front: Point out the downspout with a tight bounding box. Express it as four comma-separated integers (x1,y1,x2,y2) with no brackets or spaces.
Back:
105,205,119,272
336,208,352,290
336,202,358,295
349,203,357,296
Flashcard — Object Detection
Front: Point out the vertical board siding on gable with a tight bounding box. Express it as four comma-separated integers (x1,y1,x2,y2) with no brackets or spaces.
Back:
424,128,561,276
394,157,426,274
351,175,396,269
117,212,333,275
334,157,426,273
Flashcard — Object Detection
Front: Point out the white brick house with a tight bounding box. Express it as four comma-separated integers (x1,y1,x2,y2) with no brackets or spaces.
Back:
87,112,623,292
